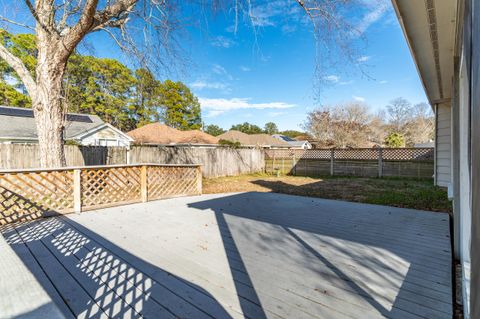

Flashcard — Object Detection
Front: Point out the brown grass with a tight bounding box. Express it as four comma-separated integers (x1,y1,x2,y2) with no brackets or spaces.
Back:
203,173,452,213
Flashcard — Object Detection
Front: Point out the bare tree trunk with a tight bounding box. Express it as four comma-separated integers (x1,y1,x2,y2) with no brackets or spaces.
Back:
32,91,66,168
33,30,68,168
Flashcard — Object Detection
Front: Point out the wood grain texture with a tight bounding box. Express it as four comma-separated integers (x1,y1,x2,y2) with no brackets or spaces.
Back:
0,164,201,225
0,193,452,319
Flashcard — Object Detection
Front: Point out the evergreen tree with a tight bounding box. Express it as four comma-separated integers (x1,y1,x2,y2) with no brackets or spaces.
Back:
159,80,202,130
204,124,225,136
264,122,279,134
231,122,263,134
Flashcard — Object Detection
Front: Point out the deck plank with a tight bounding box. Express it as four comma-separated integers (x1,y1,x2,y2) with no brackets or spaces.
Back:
9,222,109,319
1,192,453,319
81,204,451,318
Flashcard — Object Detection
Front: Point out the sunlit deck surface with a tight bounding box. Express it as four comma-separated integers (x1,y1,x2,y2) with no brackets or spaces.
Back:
1,192,452,319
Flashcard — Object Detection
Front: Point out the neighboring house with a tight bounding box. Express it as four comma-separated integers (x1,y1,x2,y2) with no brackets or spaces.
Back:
0,106,132,147
127,123,219,145
272,134,312,149
217,130,290,148
392,1,479,317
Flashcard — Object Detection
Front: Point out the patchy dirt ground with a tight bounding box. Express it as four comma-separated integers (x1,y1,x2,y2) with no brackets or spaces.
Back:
203,174,452,213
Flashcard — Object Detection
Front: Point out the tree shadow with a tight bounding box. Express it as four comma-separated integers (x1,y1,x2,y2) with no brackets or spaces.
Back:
0,192,234,319
188,191,453,319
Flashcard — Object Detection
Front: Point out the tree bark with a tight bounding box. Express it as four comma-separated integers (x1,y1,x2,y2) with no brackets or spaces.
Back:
33,28,68,168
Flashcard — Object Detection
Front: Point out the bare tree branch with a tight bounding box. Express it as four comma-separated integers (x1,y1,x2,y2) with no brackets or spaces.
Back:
0,41,36,97
61,0,99,52
0,15,35,30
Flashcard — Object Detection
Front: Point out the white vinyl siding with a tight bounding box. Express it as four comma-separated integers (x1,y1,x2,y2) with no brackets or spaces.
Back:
436,103,452,187
79,126,131,147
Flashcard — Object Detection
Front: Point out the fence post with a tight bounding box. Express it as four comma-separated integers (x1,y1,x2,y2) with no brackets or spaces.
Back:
292,152,296,176
141,165,148,202
272,152,276,175
330,149,335,176
378,148,383,178
196,166,203,194
73,169,82,213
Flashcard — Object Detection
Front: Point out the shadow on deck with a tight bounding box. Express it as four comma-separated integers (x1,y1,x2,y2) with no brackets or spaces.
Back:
1,216,235,318
0,191,452,319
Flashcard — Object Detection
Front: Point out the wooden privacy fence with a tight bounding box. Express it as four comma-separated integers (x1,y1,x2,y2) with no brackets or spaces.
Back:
128,146,265,178
0,164,202,225
265,148,434,178
0,144,264,178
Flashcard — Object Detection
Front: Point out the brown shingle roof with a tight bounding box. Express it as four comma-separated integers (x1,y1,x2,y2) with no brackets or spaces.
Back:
177,130,219,144
127,123,219,145
217,130,290,147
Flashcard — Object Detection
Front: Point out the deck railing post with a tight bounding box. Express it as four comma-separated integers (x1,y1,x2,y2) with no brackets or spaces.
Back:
141,165,148,202
378,148,383,178
330,149,335,176
73,169,82,213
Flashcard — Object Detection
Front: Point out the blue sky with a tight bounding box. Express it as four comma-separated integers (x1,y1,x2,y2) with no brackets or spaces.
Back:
174,0,428,131
5,0,428,132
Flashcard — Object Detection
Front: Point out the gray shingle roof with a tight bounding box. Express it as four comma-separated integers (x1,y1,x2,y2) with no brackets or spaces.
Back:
272,134,309,147
0,106,105,140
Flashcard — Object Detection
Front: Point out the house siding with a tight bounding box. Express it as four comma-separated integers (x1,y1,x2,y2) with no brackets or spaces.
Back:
436,103,452,187
79,126,131,147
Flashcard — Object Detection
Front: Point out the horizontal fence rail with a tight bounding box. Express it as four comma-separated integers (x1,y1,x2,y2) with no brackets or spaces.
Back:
265,148,434,179
0,164,202,225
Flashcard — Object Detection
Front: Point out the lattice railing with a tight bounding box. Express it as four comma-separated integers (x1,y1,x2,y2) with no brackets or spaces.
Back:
0,170,74,225
0,164,202,225
265,148,434,161
148,166,201,200
81,166,142,209
265,147,434,178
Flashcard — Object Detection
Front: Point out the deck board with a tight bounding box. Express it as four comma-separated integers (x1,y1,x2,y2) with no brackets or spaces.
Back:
1,192,452,319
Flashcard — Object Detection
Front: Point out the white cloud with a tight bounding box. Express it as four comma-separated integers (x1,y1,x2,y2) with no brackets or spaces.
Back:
249,0,299,27
211,63,234,81
212,64,227,75
379,80,388,84
324,75,353,85
353,2,389,37
357,55,371,62
324,75,340,83
281,24,297,34
199,97,296,112
205,110,225,118
211,36,236,48
191,80,228,90
353,96,366,102
239,66,251,72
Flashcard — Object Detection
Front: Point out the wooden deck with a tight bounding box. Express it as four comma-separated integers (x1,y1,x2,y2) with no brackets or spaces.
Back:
0,192,452,319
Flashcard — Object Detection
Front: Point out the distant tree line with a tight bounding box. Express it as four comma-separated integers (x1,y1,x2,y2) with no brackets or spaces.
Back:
204,122,309,138
0,30,201,132
303,97,434,148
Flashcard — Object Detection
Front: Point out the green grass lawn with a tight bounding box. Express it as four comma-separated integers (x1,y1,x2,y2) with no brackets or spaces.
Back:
203,174,452,213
